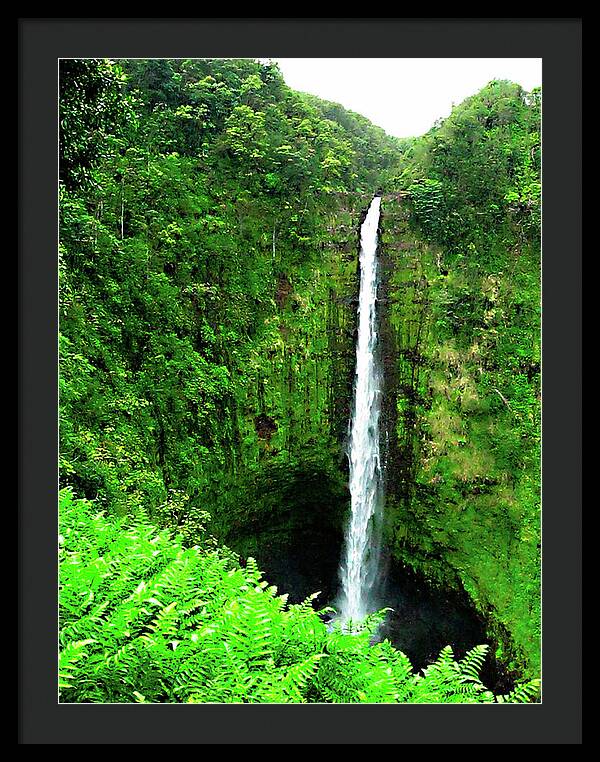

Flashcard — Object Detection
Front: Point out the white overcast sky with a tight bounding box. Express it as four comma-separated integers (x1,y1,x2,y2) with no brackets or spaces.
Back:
273,58,542,139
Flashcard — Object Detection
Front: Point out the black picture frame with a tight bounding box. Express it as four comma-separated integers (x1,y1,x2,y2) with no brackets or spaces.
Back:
19,17,582,744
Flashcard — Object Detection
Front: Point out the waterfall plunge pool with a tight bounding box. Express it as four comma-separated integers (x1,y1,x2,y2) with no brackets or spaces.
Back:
244,533,514,693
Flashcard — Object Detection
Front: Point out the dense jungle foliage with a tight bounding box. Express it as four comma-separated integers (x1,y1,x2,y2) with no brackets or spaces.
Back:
60,58,393,521
59,59,541,702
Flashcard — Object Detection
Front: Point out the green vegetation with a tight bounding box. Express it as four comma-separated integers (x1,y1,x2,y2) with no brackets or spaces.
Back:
380,81,541,678
60,490,539,703
59,59,541,701
60,58,388,525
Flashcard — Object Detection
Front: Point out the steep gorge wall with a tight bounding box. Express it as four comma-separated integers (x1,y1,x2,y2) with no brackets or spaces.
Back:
208,194,371,601
378,195,541,679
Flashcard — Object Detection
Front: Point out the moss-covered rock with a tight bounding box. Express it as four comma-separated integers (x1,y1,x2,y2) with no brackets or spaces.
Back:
378,195,540,679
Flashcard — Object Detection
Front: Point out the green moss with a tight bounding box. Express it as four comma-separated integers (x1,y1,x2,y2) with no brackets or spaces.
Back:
379,190,540,680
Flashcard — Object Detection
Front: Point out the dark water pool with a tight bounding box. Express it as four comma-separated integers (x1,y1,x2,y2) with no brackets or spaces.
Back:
374,562,513,692
242,531,514,693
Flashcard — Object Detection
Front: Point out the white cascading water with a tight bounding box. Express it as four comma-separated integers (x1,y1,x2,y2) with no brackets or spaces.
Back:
339,195,383,625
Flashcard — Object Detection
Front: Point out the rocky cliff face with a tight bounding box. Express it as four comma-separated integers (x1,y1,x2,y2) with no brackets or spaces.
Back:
209,194,372,603
378,195,540,679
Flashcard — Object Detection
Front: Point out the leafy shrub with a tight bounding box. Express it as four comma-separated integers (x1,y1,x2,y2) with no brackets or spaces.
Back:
59,490,539,703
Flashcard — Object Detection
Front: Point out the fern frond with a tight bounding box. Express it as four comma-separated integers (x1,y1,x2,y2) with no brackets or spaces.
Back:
59,492,539,705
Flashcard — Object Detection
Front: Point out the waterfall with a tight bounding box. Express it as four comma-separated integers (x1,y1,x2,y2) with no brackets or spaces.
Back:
339,195,383,625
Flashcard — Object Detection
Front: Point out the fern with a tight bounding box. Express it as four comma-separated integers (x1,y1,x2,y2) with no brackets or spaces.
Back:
497,679,541,704
59,489,540,704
